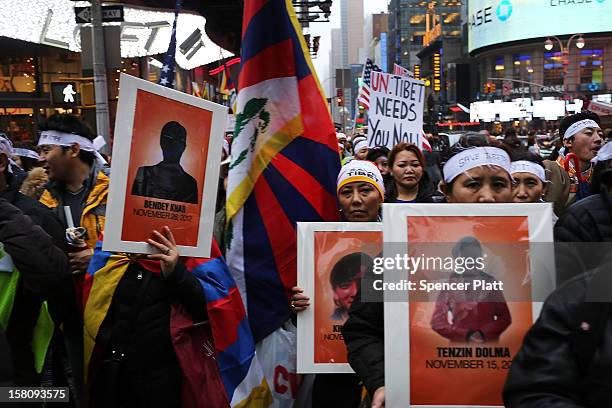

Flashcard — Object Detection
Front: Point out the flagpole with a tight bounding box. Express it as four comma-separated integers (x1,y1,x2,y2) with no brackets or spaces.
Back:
91,0,110,154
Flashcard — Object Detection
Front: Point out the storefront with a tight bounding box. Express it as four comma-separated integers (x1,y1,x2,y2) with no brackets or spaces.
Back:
0,0,231,142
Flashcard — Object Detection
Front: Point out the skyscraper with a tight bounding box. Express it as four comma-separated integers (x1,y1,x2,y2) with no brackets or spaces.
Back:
387,0,462,70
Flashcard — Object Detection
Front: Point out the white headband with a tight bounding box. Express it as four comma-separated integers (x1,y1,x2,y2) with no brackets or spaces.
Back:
354,140,368,154
563,119,600,140
38,130,107,165
511,160,546,182
592,142,612,165
443,147,511,183
12,148,40,161
0,136,17,173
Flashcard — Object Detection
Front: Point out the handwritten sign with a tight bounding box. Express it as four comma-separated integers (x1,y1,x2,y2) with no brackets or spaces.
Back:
367,71,425,149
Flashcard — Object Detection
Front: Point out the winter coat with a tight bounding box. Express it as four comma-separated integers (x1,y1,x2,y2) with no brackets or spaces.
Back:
553,186,612,285
385,172,444,203
503,268,612,406
40,163,109,248
430,270,511,342
0,199,69,386
89,262,207,408
543,159,572,216
342,297,384,396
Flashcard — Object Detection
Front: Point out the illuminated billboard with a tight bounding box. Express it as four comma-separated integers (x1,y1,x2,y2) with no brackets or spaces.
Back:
468,0,611,53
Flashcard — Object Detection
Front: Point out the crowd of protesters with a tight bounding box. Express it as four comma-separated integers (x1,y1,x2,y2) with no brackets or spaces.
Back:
0,110,611,407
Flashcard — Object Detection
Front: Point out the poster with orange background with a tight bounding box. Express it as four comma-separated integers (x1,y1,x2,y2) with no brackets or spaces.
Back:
382,203,555,407
297,222,382,374
103,74,227,257
407,216,532,406
121,89,212,247
313,230,382,364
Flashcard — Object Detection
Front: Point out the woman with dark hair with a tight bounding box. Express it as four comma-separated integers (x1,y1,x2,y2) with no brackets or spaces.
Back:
366,146,390,178
291,160,386,408
386,142,439,203
344,144,515,408
510,152,548,203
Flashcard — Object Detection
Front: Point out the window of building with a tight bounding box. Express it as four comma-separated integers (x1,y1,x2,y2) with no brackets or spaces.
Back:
491,56,505,78
580,49,604,84
0,57,37,93
512,54,532,82
543,52,564,86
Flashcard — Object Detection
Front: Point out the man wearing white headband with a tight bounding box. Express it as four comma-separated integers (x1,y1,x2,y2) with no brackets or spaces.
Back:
440,146,514,203
543,112,603,215
38,114,110,277
510,154,548,204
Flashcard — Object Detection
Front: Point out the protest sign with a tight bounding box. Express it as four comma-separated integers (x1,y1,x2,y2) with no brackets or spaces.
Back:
367,71,425,149
381,203,555,407
103,74,227,257
297,222,382,373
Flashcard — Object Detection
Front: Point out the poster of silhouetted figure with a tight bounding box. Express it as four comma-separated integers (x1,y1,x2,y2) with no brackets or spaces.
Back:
103,74,227,257
131,121,199,204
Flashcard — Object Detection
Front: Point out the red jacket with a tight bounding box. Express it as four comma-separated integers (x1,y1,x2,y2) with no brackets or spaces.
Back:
430,271,511,342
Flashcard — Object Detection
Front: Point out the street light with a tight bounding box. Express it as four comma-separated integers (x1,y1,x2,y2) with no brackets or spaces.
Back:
544,38,554,51
543,34,585,98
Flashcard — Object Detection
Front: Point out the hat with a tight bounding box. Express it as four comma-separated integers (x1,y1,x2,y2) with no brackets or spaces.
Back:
337,160,385,200
337,132,347,141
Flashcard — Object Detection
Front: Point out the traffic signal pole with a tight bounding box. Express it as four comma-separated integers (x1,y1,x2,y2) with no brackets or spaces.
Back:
91,0,111,153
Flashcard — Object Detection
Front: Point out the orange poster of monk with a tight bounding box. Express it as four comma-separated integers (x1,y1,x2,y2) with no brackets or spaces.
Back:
297,222,382,373
104,74,227,257
383,204,555,407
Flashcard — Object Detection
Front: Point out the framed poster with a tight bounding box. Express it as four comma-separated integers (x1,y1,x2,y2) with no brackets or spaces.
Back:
104,74,227,257
297,222,382,373
382,203,555,407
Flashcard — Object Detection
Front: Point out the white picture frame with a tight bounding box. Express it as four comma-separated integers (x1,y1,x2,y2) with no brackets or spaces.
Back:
103,74,227,257
297,221,382,374
382,203,555,408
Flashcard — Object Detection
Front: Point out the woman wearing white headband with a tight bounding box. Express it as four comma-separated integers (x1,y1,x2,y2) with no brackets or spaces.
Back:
543,112,603,215
510,153,548,203
353,138,369,161
439,145,514,203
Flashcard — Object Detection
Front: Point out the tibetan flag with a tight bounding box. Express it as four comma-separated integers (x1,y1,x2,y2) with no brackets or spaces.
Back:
220,67,236,96
84,239,271,407
226,0,341,342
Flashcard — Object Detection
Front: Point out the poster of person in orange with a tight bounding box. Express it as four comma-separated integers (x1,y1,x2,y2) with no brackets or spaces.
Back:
407,215,534,406
297,222,382,373
313,230,381,364
104,74,227,258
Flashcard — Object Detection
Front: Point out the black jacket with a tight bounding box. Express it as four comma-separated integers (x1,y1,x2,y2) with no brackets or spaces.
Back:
503,269,612,406
342,298,384,396
553,187,612,284
1,182,67,252
385,172,444,203
91,261,207,408
0,199,69,386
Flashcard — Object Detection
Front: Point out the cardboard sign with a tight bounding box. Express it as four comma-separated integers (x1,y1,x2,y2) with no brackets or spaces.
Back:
103,74,227,257
367,71,425,149
382,203,555,407
297,222,382,373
